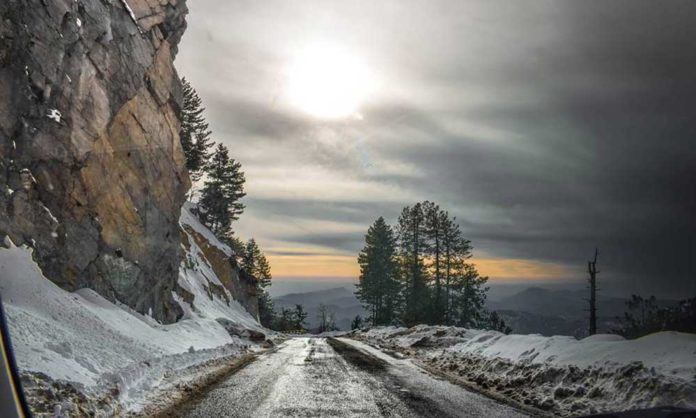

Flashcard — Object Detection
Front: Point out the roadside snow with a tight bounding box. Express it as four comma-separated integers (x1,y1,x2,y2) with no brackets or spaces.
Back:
0,205,265,416
352,326,696,416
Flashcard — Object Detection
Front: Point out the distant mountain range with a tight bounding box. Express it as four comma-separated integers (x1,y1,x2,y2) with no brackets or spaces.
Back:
487,287,678,337
272,284,674,336
272,286,366,331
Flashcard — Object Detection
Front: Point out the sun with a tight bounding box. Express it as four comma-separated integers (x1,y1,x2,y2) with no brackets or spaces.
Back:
285,42,372,119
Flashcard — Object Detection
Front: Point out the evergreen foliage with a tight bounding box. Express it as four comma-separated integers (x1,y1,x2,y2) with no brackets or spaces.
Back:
355,201,500,331
293,304,308,330
356,217,401,326
242,239,271,289
351,315,364,330
239,238,274,327
258,291,275,328
179,78,214,181
198,143,246,237
486,311,512,334
613,295,696,338
397,203,430,325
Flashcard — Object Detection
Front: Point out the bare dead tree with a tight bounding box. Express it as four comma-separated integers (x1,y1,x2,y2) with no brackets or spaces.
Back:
588,248,599,335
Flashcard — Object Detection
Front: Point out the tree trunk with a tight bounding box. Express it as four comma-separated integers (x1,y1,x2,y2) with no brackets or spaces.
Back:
588,248,599,336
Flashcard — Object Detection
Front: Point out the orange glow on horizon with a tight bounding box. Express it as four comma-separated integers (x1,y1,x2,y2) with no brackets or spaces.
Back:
266,253,360,278
474,257,571,280
267,251,571,282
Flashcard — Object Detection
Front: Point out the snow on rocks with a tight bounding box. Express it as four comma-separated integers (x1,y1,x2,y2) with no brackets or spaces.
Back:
350,326,696,416
180,202,234,256
0,217,266,415
119,0,143,34
46,108,61,123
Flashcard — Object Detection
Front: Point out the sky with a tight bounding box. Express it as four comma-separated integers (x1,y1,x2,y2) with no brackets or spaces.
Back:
177,0,696,298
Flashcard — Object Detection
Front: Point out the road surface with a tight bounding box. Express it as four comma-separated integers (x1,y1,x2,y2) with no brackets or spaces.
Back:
176,337,527,418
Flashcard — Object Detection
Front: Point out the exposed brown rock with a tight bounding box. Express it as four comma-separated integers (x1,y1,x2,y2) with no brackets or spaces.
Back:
182,224,259,318
0,0,190,322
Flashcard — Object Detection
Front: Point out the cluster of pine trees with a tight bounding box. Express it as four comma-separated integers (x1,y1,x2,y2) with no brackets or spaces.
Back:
271,304,308,331
179,78,275,326
180,78,246,239
613,295,696,339
356,201,510,333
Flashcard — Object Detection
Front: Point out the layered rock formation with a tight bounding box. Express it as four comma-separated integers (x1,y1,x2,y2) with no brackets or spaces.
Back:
182,225,259,318
0,0,191,322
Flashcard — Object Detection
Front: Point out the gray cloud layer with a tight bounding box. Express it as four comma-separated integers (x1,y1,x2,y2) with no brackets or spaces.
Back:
177,0,696,297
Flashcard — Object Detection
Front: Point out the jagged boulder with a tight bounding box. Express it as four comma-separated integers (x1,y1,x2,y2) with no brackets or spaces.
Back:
0,0,190,323
216,318,266,342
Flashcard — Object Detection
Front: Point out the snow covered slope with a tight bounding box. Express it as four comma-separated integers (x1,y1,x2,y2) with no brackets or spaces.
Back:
352,326,696,416
0,206,265,415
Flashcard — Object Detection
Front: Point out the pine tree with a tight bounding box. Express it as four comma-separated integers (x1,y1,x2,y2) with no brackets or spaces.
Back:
225,235,247,259
424,201,447,324
180,78,214,181
356,217,401,326
241,238,272,289
240,238,274,326
397,203,430,325
442,216,472,324
258,291,275,328
198,143,245,236
451,263,489,328
487,311,512,334
293,304,308,330
275,308,295,331
351,315,364,330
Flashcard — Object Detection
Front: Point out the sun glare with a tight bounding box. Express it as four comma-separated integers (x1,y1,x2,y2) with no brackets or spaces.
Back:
286,42,372,119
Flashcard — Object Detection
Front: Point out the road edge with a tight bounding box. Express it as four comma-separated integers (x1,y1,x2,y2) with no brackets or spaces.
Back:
339,336,549,417
135,352,261,418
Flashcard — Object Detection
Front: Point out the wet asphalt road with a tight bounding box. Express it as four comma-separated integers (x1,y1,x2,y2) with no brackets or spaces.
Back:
178,337,527,418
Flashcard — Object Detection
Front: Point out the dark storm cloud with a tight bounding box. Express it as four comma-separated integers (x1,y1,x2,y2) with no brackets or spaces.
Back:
178,0,696,297
372,1,696,296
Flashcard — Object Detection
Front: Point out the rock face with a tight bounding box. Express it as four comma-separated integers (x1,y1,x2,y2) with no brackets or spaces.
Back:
181,223,259,318
0,0,190,323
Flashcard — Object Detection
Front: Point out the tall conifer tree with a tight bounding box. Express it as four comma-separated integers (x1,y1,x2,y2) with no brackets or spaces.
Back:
356,217,401,326
198,143,245,236
397,203,430,325
240,238,274,326
180,78,214,181
424,201,447,323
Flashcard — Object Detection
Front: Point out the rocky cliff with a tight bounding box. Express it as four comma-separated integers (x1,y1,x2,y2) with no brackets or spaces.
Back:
0,0,191,323
179,203,259,320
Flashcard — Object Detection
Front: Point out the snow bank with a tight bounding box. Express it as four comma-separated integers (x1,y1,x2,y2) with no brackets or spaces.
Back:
352,326,696,416
0,206,266,415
